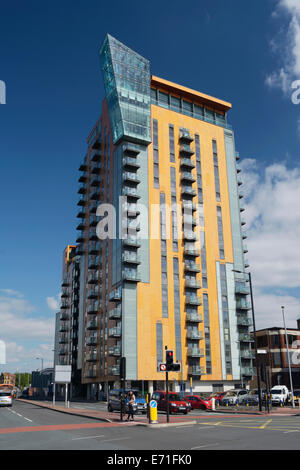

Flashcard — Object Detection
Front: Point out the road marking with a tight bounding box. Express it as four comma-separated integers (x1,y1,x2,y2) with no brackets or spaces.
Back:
197,426,216,430
8,408,33,422
259,419,272,429
283,430,300,434
191,442,219,449
176,425,194,428
100,437,131,443
71,435,105,440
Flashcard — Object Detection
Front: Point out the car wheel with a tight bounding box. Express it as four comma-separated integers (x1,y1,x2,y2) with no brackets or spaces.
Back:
184,410,188,415
107,404,113,412
201,405,206,410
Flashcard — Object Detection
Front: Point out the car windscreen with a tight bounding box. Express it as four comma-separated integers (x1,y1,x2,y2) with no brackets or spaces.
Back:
168,394,183,401
271,389,284,394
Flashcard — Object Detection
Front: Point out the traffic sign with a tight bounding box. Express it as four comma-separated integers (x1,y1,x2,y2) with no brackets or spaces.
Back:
150,400,157,408
159,363,166,372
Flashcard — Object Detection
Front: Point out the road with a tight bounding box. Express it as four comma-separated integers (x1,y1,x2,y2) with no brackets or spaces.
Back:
0,401,300,450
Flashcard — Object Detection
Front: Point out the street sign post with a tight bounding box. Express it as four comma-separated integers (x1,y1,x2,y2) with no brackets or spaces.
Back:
54,365,71,408
149,400,158,424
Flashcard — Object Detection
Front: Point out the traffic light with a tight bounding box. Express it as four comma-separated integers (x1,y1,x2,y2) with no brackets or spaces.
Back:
165,350,174,370
171,363,181,372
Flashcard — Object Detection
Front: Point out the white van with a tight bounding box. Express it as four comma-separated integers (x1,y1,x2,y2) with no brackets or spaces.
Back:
270,385,290,405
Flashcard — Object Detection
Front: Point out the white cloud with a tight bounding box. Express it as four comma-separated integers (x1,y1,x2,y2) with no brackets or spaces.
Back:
46,296,60,311
241,159,300,328
266,0,300,94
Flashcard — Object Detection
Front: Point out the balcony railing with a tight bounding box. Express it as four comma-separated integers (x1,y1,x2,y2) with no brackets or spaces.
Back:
238,333,254,342
185,279,201,289
122,253,141,264
108,346,121,356
186,330,203,340
179,144,194,155
86,352,97,361
109,327,121,337
186,313,203,323
241,367,255,376
188,366,205,376
109,308,122,320
185,296,202,306
236,299,251,310
86,337,98,345
237,316,252,326
180,158,195,169
184,262,201,273
123,156,140,169
240,350,255,359
187,347,204,357
108,365,120,376
122,270,141,282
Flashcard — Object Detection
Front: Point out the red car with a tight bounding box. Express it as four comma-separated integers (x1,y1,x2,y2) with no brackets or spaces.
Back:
185,395,212,410
207,392,227,404
152,391,190,414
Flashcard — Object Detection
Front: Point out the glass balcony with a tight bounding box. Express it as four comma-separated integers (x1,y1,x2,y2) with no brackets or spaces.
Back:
187,330,203,340
89,242,100,254
122,253,141,264
237,316,252,326
185,279,201,289
77,195,86,206
122,237,141,247
238,333,254,342
109,307,121,319
60,312,69,321
181,172,196,183
76,208,86,218
179,131,194,142
123,144,140,156
86,352,97,361
85,368,97,378
180,158,195,169
236,299,251,310
122,186,140,199
241,218,246,226
76,244,85,255
183,231,197,241
123,172,140,184
59,334,69,344
109,289,122,302
87,303,98,314
90,133,102,150
91,162,101,174
181,186,197,197
187,347,204,357
109,346,121,356
91,150,101,162
88,271,101,284
184,248,200,257
61,302,70,309
123,156,140,169
186,312,203,323
61,278,70,287
235,283,249,295
122,270,141,282
79,160,87,172
86,336,98,345
186,296,202,306
108,365,120,376
184,261,201,273
78,174,87,183
241,367,255,376
109,327,121,337
179,144,194,155
188,366,205,376
76,221,86,231
59,347,68,355
240,349,255,359
87,287,100,299
87,319,97,330
77,183,87,195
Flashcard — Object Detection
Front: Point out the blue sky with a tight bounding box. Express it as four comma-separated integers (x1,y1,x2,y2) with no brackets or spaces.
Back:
0,0,300,372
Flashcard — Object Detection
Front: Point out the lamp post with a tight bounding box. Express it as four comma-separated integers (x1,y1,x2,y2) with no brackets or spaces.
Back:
232,269,262,411
281,306,295,408
36,357,44,399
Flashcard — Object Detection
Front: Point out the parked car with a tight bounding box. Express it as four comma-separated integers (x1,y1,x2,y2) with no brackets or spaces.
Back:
292,389,300,406
107,389,138,414
152,391,190,414
238,389,266,406
185,394,212,410
0,391,13,407
270,386,290,405
221,389,248,405
207,391,227,404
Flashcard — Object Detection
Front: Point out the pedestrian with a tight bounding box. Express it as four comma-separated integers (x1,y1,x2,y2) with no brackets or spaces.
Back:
126,390,135,421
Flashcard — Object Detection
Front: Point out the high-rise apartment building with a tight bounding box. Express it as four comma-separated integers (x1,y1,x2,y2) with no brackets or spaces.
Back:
55,34,254,398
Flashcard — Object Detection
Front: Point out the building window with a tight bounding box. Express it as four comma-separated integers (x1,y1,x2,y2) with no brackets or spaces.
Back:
156,323,163,369
173,257,182,361
160,193,168,317
169,125,175,163
203,293,211,374
213,140,221,202
200,231,208,288
217,206,225,260
153,119,159,188
170,167,178,251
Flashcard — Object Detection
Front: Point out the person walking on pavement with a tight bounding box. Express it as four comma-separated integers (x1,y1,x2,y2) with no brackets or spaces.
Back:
126,390,136,421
